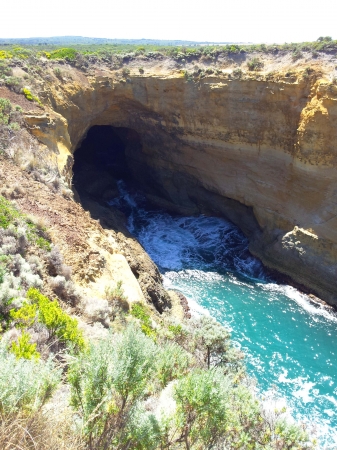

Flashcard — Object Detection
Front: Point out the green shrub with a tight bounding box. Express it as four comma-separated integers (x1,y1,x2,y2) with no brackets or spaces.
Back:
105,280,126,302
182,70,193,82
68,326,156,447
122,403,161,450
49,48,77,60
232,68,243,79
0,343,60,414
35,235,51,251
10,288,85,351
30,288,84,348
53,67,63,78
247,57,264,71
0,62,12,77
0,196,51,250
130,302,150,324
168,323,183,335
22,88,42,105
273,418,310,449
292,49,303,61
164,321,190,347
0,51,13,59
173,369,229,447
156,342,190,387
229,44,240,53
171,368,311,449
105,280,129,318
0,195,21,228
130,302,156,339
11,47,32,59
4,76,22,90
10,331,40,360
9,122,20,131
0,97,14,126
0,262,6,285
122,67,130,78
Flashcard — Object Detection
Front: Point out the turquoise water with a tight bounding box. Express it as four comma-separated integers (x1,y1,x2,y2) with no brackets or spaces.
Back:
111,182,337,448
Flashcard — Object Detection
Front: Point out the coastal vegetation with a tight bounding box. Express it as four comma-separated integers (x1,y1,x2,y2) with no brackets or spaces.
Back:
0,36,336,62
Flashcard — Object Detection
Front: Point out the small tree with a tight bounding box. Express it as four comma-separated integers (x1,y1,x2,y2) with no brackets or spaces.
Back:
173,368,229,449
193,315,230,369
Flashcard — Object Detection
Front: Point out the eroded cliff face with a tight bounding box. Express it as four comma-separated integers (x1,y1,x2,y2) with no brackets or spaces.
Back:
23,59,337,305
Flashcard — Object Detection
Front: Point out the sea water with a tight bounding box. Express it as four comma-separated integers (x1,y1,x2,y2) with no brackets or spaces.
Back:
110,181,337,448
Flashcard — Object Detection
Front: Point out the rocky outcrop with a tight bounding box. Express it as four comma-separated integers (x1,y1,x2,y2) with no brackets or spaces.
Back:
23,61,337,306
0,156,170,313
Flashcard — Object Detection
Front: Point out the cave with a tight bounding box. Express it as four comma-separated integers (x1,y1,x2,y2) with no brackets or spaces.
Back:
72,124,261,236
73,125,142,203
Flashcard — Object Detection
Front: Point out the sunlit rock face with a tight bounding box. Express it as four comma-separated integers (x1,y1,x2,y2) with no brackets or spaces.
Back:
25,68,337,305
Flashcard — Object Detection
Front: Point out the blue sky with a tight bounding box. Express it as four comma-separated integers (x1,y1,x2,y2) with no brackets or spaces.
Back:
1,0,335,43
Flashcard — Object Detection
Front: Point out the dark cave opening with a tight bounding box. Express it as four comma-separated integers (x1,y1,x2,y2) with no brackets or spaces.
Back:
72,127,172,313
73,125,141,202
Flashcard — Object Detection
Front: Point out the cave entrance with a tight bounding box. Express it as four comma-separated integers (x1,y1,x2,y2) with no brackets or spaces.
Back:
73,125,141,202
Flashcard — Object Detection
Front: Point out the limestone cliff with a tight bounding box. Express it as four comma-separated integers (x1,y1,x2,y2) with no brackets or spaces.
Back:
15,55,337,306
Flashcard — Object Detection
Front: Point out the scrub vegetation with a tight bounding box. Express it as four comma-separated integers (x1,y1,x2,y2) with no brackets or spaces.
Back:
0,36,336,62
1,297,314,449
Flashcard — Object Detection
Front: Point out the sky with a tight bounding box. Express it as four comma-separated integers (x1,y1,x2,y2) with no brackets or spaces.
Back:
1,0,336,43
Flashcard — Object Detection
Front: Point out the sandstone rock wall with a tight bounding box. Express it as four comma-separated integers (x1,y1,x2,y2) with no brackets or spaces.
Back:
24,66,337,305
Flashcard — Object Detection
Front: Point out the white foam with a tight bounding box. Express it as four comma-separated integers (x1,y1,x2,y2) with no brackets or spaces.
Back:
163,271,212,317
113,186,266,278
324,395,337,408
258,283,337,323
187,297,211,316
293,381,315,403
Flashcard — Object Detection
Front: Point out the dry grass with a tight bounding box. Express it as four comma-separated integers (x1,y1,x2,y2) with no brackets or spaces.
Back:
0,410,85,450
26,213,48,232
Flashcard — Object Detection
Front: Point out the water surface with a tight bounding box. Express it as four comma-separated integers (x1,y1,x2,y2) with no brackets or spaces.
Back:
110,182,337,448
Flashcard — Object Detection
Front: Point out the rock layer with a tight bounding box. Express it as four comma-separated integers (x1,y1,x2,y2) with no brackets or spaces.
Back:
24,65,337,305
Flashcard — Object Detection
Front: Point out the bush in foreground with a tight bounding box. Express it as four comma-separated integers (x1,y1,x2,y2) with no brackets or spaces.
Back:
67,325,312,450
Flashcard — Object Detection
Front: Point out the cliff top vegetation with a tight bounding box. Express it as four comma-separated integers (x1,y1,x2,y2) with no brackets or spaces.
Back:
0,36,336,63
1,35,336,113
